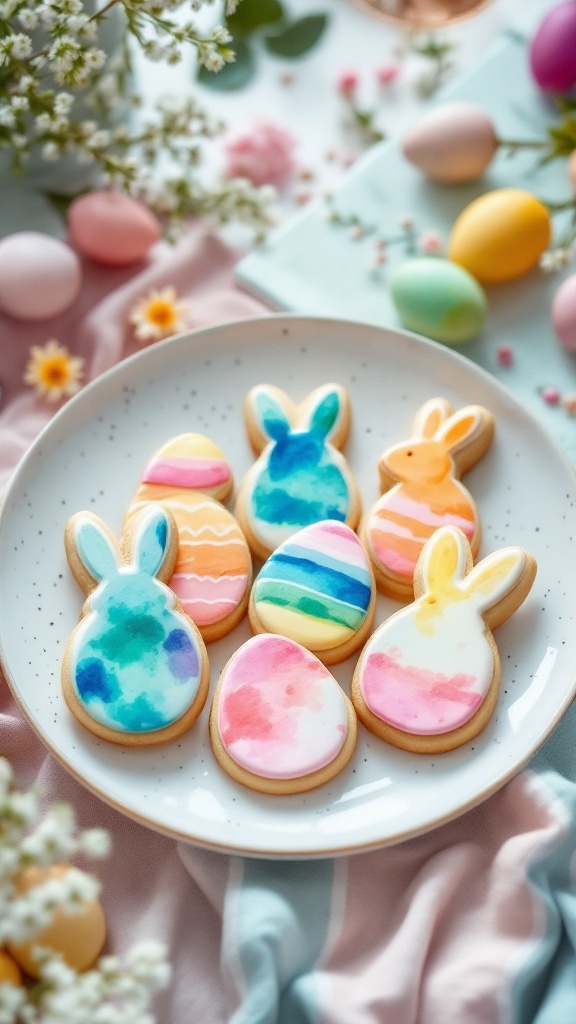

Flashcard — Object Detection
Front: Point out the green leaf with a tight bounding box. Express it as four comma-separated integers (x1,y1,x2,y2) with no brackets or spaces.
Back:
197,38,255,91
227,0,284,35
264,14,328,58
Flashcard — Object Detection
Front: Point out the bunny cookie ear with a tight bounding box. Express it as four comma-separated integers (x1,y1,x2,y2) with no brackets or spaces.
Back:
245,385,295,453
66,513,121,593
125,505,177,581
412,398,453,439
416,525,471,598
299,384,350,448
462,547,536,627
435,404,494,475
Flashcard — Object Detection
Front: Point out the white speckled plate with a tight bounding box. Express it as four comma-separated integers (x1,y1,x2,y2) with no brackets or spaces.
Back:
1,316,575,858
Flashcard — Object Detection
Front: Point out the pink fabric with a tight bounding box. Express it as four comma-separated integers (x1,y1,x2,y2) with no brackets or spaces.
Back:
0,220,265,1022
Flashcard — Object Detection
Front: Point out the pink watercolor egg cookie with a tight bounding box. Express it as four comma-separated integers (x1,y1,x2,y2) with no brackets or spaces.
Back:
62,505,209,747
210,634,357,794
125,434,252,643
249,520,376,665
352,525,536,754
235,383,361,561
362,397,494,601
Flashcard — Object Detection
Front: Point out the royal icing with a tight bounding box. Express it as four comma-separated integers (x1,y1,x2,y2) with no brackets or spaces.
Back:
253,520,373,650
245,384,356,551
216,635,349,778
68,507,202,734
366,399,491,586
126,434,250,628
357,526,527,736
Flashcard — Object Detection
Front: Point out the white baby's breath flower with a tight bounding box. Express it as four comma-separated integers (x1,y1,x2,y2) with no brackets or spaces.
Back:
78,829,111,858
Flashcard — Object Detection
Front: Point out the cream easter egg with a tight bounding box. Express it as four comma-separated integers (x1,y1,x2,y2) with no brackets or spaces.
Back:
250,520,375,664
125,433,251,641
390,257,488,344
8,865,106,978
448,189,551,284
68,191,161,267
0,232,81,321
210,634,357,794
552,272,576,351
402,102,497,184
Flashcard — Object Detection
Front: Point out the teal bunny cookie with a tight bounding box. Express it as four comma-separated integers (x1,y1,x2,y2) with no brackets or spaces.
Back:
235,383,361,560
62,505,209,746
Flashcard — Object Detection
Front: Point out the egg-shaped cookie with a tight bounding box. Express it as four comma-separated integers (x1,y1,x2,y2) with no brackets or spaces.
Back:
125,433,252,642
249,520,375,664
210,634,357,794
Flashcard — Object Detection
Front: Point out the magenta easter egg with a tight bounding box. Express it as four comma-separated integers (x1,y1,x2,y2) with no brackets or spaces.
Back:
67,191,161,267
402,102,497,184
530,2,576,92
0,232,81,321
552,273,576,351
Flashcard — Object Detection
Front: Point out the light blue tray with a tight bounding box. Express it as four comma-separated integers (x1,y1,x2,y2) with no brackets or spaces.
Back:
236,32,576,463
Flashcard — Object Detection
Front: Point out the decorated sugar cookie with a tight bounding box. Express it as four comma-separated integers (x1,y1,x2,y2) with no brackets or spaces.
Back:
62,505,209,746
235,383,361,560
352,525,536,754
249,520,376,664
210,634,357,794
125,433,251,642
363,397,494,600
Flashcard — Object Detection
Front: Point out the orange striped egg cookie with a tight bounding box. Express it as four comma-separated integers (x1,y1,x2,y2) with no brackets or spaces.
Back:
125,434,251,641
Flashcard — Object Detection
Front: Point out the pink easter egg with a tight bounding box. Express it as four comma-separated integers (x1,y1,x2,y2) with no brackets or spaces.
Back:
67,191,161,267
0,232,81,321
552,272,576,351
530,2,576,92
402,102,497,184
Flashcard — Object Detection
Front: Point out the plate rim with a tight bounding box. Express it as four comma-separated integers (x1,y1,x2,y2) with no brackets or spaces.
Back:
2,313,576,859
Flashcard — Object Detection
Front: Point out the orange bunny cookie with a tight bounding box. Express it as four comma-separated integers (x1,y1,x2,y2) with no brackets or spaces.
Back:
362,398,494,600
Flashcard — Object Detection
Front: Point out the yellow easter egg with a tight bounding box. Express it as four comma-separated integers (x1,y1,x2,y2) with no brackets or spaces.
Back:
448,188,551,284
0,950,22,985
8,865,106,979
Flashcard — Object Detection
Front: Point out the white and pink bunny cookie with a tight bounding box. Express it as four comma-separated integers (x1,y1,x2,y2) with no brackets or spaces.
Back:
235,384,361,561
363,398,494,601
352,525,536,754
210,634,357,794
125,433,251,643
62,505,209,746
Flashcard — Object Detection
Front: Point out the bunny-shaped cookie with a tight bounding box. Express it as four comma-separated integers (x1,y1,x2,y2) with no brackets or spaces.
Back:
125,433,252,643
62,505,209,746
352,525,536,754
236,383,361,560
363,397,494,600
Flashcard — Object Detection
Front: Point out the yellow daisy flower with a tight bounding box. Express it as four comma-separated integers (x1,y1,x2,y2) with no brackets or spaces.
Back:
128,286,189,343
23,340,85,403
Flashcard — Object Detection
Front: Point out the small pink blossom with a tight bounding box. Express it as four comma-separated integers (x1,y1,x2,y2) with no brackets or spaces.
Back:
374,251,387,266
541,385,561,405
417,230,443,255
223,121,297,188
496,345,513,368
376,63,399,85
349,225,364,240
295,188,312,206
337,71,359,96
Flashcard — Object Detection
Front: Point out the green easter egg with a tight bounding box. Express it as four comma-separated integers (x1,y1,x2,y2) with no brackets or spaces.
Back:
390,257,488,345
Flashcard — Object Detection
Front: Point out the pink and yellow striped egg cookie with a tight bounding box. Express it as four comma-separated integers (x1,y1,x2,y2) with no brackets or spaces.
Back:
125,434,251,642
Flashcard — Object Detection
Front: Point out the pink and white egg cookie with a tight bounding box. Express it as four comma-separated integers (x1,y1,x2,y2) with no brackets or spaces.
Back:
352,525,536,754
210,634,357,794
125,433,251,643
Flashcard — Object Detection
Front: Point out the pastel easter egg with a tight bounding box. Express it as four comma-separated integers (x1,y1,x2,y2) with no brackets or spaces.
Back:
8,865,106,978
67,191,161,266
251,520,374,658
402,102,497,184
126,434,251,633
552,272,576,351
530,2,576,92
0,232,81,320
211,634,355,789
390,257,488,345
0,950,22,985
448,189,551,284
